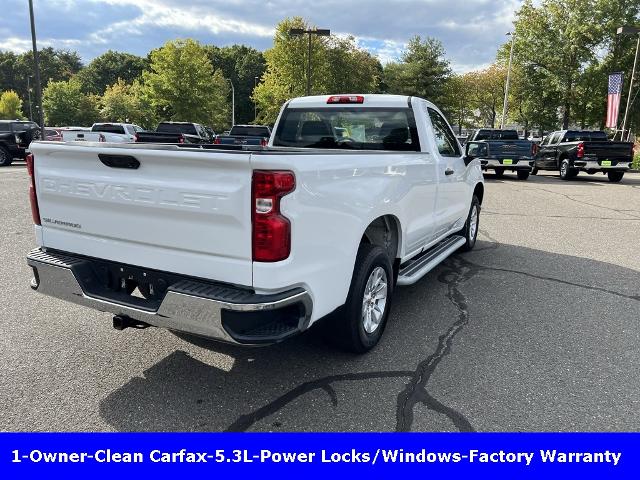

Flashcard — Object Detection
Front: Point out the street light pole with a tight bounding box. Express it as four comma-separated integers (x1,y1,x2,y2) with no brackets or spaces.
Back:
28,0,44,137
289,28,331,96
254,76,258,122
617,25,640,141
227,79,235,127
500,32,515,130
27,76,33,122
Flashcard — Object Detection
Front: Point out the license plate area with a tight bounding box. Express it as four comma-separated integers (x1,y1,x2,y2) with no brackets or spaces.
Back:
601,160,612,167
503,159,513,165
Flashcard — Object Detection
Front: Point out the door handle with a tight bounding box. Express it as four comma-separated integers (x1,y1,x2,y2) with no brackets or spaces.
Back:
445,167,455,175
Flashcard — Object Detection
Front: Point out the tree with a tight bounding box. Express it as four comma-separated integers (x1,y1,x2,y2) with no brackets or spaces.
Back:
100,79,156,128
510,0,607,129
205,45,266,125
466,64,506,128
42,79,100,126
0,91,24,119
12,48,83,118
254,17,380,124
442,74,475,134
383,36,451,104
77,50,148,95
143,39,230,130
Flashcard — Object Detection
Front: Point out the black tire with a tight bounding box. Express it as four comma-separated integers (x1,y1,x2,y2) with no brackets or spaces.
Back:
516,170,530,181
607,171,624,183
531,167,538,175
458,195,480,252
330,244,393,353
0,147,13,167
494,168,505,178
559,158,573,180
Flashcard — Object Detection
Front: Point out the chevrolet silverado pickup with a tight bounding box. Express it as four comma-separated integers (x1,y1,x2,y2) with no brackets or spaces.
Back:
62,123,143,143
26,94,484,353
533,130,634,182
465,128,536,180
135,122,213,144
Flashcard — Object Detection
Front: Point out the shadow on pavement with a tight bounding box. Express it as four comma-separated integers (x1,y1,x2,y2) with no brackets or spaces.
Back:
98,240,640,432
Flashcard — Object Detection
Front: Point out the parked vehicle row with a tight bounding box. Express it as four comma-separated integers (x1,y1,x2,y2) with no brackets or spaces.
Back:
62,123,144,143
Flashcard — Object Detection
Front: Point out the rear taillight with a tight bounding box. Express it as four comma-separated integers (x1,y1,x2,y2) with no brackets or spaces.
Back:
214,137,221,144
532,143,539,155
178,134,185,144
260,138,268,147
26,153,41,225
252,170,295,262
577,142,584,158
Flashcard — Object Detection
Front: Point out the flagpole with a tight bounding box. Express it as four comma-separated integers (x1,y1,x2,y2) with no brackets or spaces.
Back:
620,34,640,141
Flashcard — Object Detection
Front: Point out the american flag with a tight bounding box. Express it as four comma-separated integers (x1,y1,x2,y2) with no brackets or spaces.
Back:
606,72,623,129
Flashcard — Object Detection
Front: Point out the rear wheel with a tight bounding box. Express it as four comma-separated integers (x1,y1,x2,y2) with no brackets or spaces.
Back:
330,244,393,353
607,171,624,183
0,147,12,167
494,168,505,178
458,195,480,252
517,170,530,180
559,159,576,180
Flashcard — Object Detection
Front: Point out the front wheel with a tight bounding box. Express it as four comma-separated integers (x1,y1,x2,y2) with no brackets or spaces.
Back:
531,167,538,175
331,244,393,353
517,170,530,181
607,171,624,182
458,195,480,252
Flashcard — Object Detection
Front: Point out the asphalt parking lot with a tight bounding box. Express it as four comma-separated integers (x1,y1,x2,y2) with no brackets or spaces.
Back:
1,162,639,432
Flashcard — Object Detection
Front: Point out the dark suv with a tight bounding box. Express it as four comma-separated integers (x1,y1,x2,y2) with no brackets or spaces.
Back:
0,120,41,166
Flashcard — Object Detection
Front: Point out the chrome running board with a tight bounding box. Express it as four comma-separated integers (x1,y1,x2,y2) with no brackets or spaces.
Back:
397,235,466,286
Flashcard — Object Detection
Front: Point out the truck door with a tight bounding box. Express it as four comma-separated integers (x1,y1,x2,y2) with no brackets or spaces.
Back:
427,107,469,239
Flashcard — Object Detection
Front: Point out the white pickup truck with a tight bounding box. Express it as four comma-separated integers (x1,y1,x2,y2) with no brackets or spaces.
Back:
62,123,143,143
26,94,484,352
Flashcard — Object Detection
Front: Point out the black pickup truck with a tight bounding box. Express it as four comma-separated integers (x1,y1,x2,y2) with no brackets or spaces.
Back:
214,125,271,146
533,130,634,182
0,120,40,166
465,129,536,180
135,122,214,144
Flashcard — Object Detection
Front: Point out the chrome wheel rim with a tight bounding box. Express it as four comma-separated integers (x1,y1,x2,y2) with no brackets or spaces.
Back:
469,205,478,240
361,267,388,334
561,161,567,176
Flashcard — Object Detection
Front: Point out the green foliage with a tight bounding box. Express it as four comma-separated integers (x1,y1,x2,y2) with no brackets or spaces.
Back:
205,45,266,124
0,90,24,119
506,0,640,132
42,79,100,126
100,79,156,128
633,152,640,170
383,36,451,104
143,39,230,130
442,74,475,133
77,51,148,95
254,17,381,124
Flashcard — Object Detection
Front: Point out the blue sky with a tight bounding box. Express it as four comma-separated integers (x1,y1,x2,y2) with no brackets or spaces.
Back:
1,0,521,72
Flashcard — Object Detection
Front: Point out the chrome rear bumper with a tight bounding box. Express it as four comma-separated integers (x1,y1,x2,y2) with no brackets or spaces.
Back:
27,248,312,345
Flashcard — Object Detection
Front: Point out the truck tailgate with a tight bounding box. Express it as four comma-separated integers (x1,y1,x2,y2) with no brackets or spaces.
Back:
486,140,533,159
30,142,253,286
584,142,633,162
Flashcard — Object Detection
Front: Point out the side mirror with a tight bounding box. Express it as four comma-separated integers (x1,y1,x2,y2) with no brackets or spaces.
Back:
464,141,488,166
